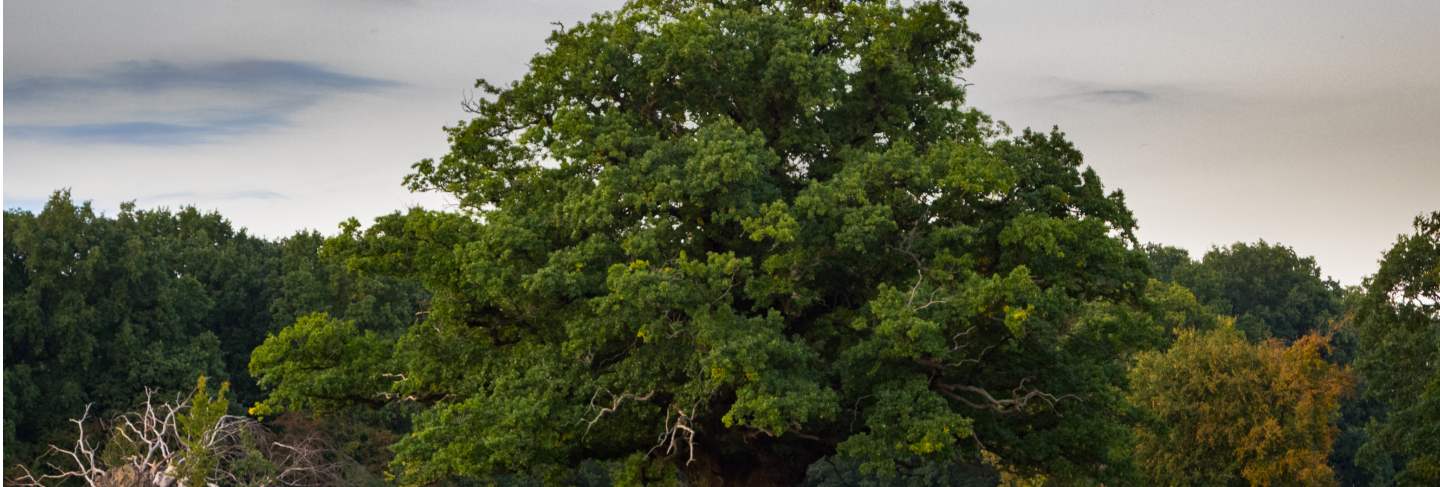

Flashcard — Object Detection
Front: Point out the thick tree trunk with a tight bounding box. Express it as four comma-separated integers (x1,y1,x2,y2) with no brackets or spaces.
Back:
678,443,818,487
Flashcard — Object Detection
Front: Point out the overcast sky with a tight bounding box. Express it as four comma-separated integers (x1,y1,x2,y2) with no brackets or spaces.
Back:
5,0,1438,284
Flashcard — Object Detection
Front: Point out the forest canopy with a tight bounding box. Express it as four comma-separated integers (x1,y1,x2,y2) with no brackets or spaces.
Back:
4,1,1437,486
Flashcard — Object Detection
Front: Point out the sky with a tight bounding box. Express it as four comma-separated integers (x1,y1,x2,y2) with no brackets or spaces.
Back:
4,1,1438,284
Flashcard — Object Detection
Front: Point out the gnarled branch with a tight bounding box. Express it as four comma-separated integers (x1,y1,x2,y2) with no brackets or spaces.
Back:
932,377,1079,414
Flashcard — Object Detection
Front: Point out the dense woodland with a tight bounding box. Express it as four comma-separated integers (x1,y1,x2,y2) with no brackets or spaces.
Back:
4,1,1439,485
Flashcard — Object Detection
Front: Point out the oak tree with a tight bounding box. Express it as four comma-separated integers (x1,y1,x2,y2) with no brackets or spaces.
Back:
258,1,1157,484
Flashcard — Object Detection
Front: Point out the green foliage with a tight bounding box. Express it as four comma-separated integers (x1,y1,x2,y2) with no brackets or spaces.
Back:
249,313,396,416
270,229,427,334
1140,278,1223,338
1145,241,1344,341
248,1,1158,484
245,210,446,477
178,375,231,486
3,191,265,461
1354,212,1440,484
14,1,1420,484
802,455,1000,487
1144,242,1365,484
3,191,426,470
1129,326,1351,486
1142,243,1193,284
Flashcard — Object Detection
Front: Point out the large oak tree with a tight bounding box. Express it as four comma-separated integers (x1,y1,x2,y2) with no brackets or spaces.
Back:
254,1,1160,484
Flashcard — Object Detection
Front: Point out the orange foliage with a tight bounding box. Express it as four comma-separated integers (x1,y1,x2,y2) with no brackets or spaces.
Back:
1129,326,1352,486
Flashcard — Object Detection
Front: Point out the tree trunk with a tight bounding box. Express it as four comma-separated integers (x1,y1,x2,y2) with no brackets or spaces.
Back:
678,443,818,487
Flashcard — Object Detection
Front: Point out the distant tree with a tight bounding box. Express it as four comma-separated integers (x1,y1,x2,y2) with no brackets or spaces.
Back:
1142,243,1194,284
1146,241,1343,341
256,213,441,406
1353,212,1440,484
3,191,268,462
1319,285,1387,487
1128,325,1351,486
270,231,337,329
1144,241,1364,481
2,190,426,472
269,228,427,334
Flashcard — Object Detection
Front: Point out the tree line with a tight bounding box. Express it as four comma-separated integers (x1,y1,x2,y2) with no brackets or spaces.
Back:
3,196,425,484
5,0,1438,485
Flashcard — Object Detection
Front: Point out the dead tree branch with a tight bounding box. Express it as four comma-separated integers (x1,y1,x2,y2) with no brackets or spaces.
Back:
8,389,345,487
584,389,655,437
932,377,1079,414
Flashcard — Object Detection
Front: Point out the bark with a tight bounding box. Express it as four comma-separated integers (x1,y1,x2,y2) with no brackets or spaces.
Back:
677,437,824,487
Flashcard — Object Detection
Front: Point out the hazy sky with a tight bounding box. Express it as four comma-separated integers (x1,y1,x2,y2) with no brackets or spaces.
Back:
4,1,1437,284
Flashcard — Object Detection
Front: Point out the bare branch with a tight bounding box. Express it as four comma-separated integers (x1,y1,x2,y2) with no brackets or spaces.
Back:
584,389,655,437
8,389,346,487
647,403,699,466
933,377,1079,415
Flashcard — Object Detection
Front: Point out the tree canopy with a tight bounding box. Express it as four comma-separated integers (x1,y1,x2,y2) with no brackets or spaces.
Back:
249,1,1174,484
1145,241,1344,341
4,192,269,460
8,1,1427,486
1129,325,1351,486
2,191,425,469
1353,212,1440,483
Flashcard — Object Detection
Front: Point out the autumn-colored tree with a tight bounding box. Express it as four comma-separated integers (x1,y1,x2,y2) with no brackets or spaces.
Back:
1129,325,1351,486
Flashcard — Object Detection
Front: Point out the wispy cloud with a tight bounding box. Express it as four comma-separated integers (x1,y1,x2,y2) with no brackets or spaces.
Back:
6,113,287,145
1024,77,1175,108
1055,89,1155,105
5,59,398,102
4,59,398,145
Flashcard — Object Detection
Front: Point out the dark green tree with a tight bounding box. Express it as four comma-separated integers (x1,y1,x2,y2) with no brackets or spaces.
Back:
3,191,272,462
270,227,428,334
1354,212,1440,484
251,214,433,477
3,189,430,474
254,1,1163,484
1146,241,1344,341
1141,243,1194,284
